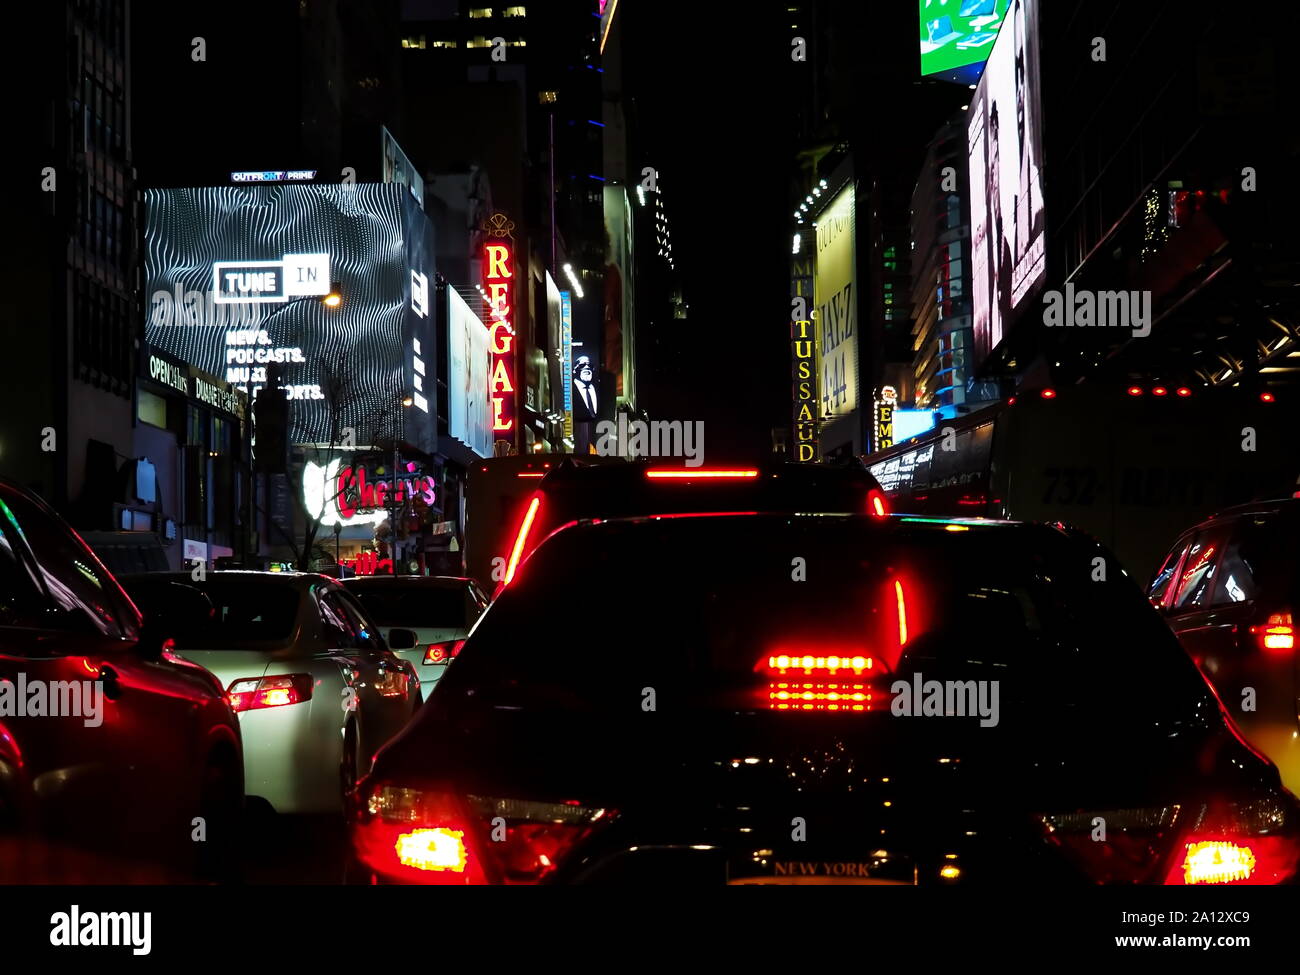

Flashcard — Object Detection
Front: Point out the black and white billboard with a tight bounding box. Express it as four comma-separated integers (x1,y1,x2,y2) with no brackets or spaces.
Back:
145,184,435,452
968,0,1045,367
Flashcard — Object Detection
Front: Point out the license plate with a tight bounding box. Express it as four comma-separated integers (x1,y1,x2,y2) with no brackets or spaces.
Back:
727,859,913,885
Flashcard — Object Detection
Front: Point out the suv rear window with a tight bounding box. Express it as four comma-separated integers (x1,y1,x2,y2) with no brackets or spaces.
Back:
438,516,1210,720
345,582,469,626
1211,513,1297,606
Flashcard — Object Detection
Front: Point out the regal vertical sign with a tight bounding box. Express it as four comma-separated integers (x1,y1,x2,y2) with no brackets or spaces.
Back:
483,233,517,452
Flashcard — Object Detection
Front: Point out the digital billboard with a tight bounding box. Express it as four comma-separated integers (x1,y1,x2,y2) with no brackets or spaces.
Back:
967,0,1044,367
815,185,857,423
144,183,435,453
919,0,1004,83
447,287,492,458
381,126,425,210
560,290,574,441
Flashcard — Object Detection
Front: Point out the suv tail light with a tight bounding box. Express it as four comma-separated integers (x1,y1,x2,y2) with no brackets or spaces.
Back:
644,468,758,480
424,640,466,664
1250,612,1295,652
227,673,313,712
354,783,614,884
503,494,542,586
868,489,888,518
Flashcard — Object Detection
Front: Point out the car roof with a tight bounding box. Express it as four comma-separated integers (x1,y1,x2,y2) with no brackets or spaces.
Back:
532,511,1045,545
1181,497,1300,532
522,458,882,515
343,575,476,587
119,570,333,590
534,456,877,485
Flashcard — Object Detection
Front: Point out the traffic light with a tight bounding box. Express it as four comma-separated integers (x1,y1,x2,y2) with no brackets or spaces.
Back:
254,365,289,474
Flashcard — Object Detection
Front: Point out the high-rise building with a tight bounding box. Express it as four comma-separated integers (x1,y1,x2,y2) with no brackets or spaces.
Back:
3,0,140,530
909,111,978,417
972,0,1300,396
785,0,966,460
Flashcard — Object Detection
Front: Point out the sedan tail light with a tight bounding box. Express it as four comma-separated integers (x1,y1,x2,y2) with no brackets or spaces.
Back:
424,641,466,664
1040,798,1300,885
1250,612,1295,652
1164,798,1300,884
227,673,313,712
354,783,614,884
757,653,892,713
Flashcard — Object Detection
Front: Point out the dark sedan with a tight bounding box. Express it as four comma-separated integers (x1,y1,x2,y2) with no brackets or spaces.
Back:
352,512,1300,885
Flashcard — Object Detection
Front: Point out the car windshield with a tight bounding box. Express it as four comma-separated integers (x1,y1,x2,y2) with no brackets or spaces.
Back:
346,583,469,627
125,577,300,646
440,515,1213,724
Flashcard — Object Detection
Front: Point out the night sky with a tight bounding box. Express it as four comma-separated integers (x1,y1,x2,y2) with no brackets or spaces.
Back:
622,1,800,458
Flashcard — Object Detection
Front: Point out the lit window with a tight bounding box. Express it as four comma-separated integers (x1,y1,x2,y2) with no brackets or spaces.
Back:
137,389,167,428
503,5,527,15
430,39,458,48
539,90,558,104
469,7,493,17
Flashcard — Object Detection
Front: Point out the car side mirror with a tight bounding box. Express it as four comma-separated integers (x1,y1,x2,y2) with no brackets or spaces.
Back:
388,627,418,650
135,618,171,662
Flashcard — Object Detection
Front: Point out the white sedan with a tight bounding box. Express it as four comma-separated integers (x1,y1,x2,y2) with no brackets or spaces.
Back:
122,571,421,815
343,575,489,699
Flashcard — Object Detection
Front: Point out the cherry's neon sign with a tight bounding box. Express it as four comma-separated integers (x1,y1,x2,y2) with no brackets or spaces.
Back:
341,551,394,576
483,241,516,440
302,458,436,528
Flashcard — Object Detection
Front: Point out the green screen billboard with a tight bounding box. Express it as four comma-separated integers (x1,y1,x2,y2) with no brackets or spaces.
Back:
919,0,1004,83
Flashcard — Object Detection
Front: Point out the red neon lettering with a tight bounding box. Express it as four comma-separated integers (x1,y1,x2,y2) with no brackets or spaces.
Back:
336,467,356,520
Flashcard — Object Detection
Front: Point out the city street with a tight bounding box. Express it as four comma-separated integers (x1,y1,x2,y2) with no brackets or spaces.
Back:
2,0,1300,957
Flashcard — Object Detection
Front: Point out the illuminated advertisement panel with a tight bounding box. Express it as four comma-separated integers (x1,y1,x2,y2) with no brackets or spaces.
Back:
482,234,517,451
561,290,574,440
919,0,1004,83
144,183,435,453
447,287,492,458
892,408,939,444
815,185,857,422
967,0,1045,366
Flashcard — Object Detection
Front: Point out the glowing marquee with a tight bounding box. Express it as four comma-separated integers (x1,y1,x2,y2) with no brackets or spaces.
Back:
303,458,436,528
483,241,517,441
